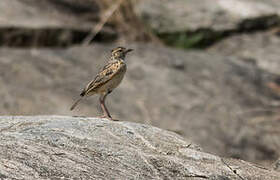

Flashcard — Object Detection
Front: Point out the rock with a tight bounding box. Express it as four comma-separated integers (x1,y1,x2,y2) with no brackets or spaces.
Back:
209,32,280,75
0,0,97,29
134,0,280,32
274,158,280,171
0,43,279,166
0,115,279,179
0,0,119,47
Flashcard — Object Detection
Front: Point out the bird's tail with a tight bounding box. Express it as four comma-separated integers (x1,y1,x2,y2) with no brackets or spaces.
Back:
70,97,83,111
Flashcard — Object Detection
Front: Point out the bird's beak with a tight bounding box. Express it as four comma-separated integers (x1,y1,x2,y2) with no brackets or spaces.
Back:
125,49,133,54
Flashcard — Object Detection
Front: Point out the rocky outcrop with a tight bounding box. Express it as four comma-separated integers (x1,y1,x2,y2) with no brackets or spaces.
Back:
0,0,97,29
0,44,279,166
134,0,280,33
209,32,280,76
0,0,279,172
0,0,118,47
274,158,280,171
0,116,279,179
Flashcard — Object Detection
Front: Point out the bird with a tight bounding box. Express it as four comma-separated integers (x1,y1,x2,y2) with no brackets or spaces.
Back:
70,46,133,120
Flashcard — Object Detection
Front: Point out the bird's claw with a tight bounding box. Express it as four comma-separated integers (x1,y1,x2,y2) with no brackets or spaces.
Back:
98,115,113,120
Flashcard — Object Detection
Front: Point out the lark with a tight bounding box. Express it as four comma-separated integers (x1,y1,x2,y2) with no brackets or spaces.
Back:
70,47,133,120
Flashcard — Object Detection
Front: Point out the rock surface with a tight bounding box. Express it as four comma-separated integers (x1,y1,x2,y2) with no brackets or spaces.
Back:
0,0,118,47
0,0,279,173
0,0,98,29
274,158,280,171
209,31,280,75
0,44,279,166
134,0,280,32
0,115,279,179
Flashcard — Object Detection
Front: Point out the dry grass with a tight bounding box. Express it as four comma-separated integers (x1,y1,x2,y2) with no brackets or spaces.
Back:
83,0,161,45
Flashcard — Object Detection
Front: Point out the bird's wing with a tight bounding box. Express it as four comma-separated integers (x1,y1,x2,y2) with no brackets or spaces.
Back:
80,61,121,96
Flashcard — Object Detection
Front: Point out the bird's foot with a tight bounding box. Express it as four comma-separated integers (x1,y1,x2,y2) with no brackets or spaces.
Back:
98,115,107,119
98,115,115,120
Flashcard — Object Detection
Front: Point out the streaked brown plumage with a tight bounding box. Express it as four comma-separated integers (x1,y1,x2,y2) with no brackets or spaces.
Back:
70,47,133,120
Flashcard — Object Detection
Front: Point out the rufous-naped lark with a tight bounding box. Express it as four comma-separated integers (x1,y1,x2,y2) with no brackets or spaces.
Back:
70,47,133,120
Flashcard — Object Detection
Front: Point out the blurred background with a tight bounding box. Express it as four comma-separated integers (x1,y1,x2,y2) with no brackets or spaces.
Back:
0,0,280,169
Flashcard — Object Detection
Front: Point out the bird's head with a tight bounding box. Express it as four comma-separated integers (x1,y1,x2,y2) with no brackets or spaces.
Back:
111,47,133,60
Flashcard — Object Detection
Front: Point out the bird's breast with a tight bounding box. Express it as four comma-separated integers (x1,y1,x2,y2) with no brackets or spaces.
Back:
98,62,126,93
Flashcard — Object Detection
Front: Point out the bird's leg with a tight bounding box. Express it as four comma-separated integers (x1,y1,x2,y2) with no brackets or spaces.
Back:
99,92,112,119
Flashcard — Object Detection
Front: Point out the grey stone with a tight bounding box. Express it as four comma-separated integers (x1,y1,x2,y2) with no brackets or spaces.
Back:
0,43,279,166
274,158,280,171
209,32,280,75
0,115,279,179
134,0,280,32
0,0,97,30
